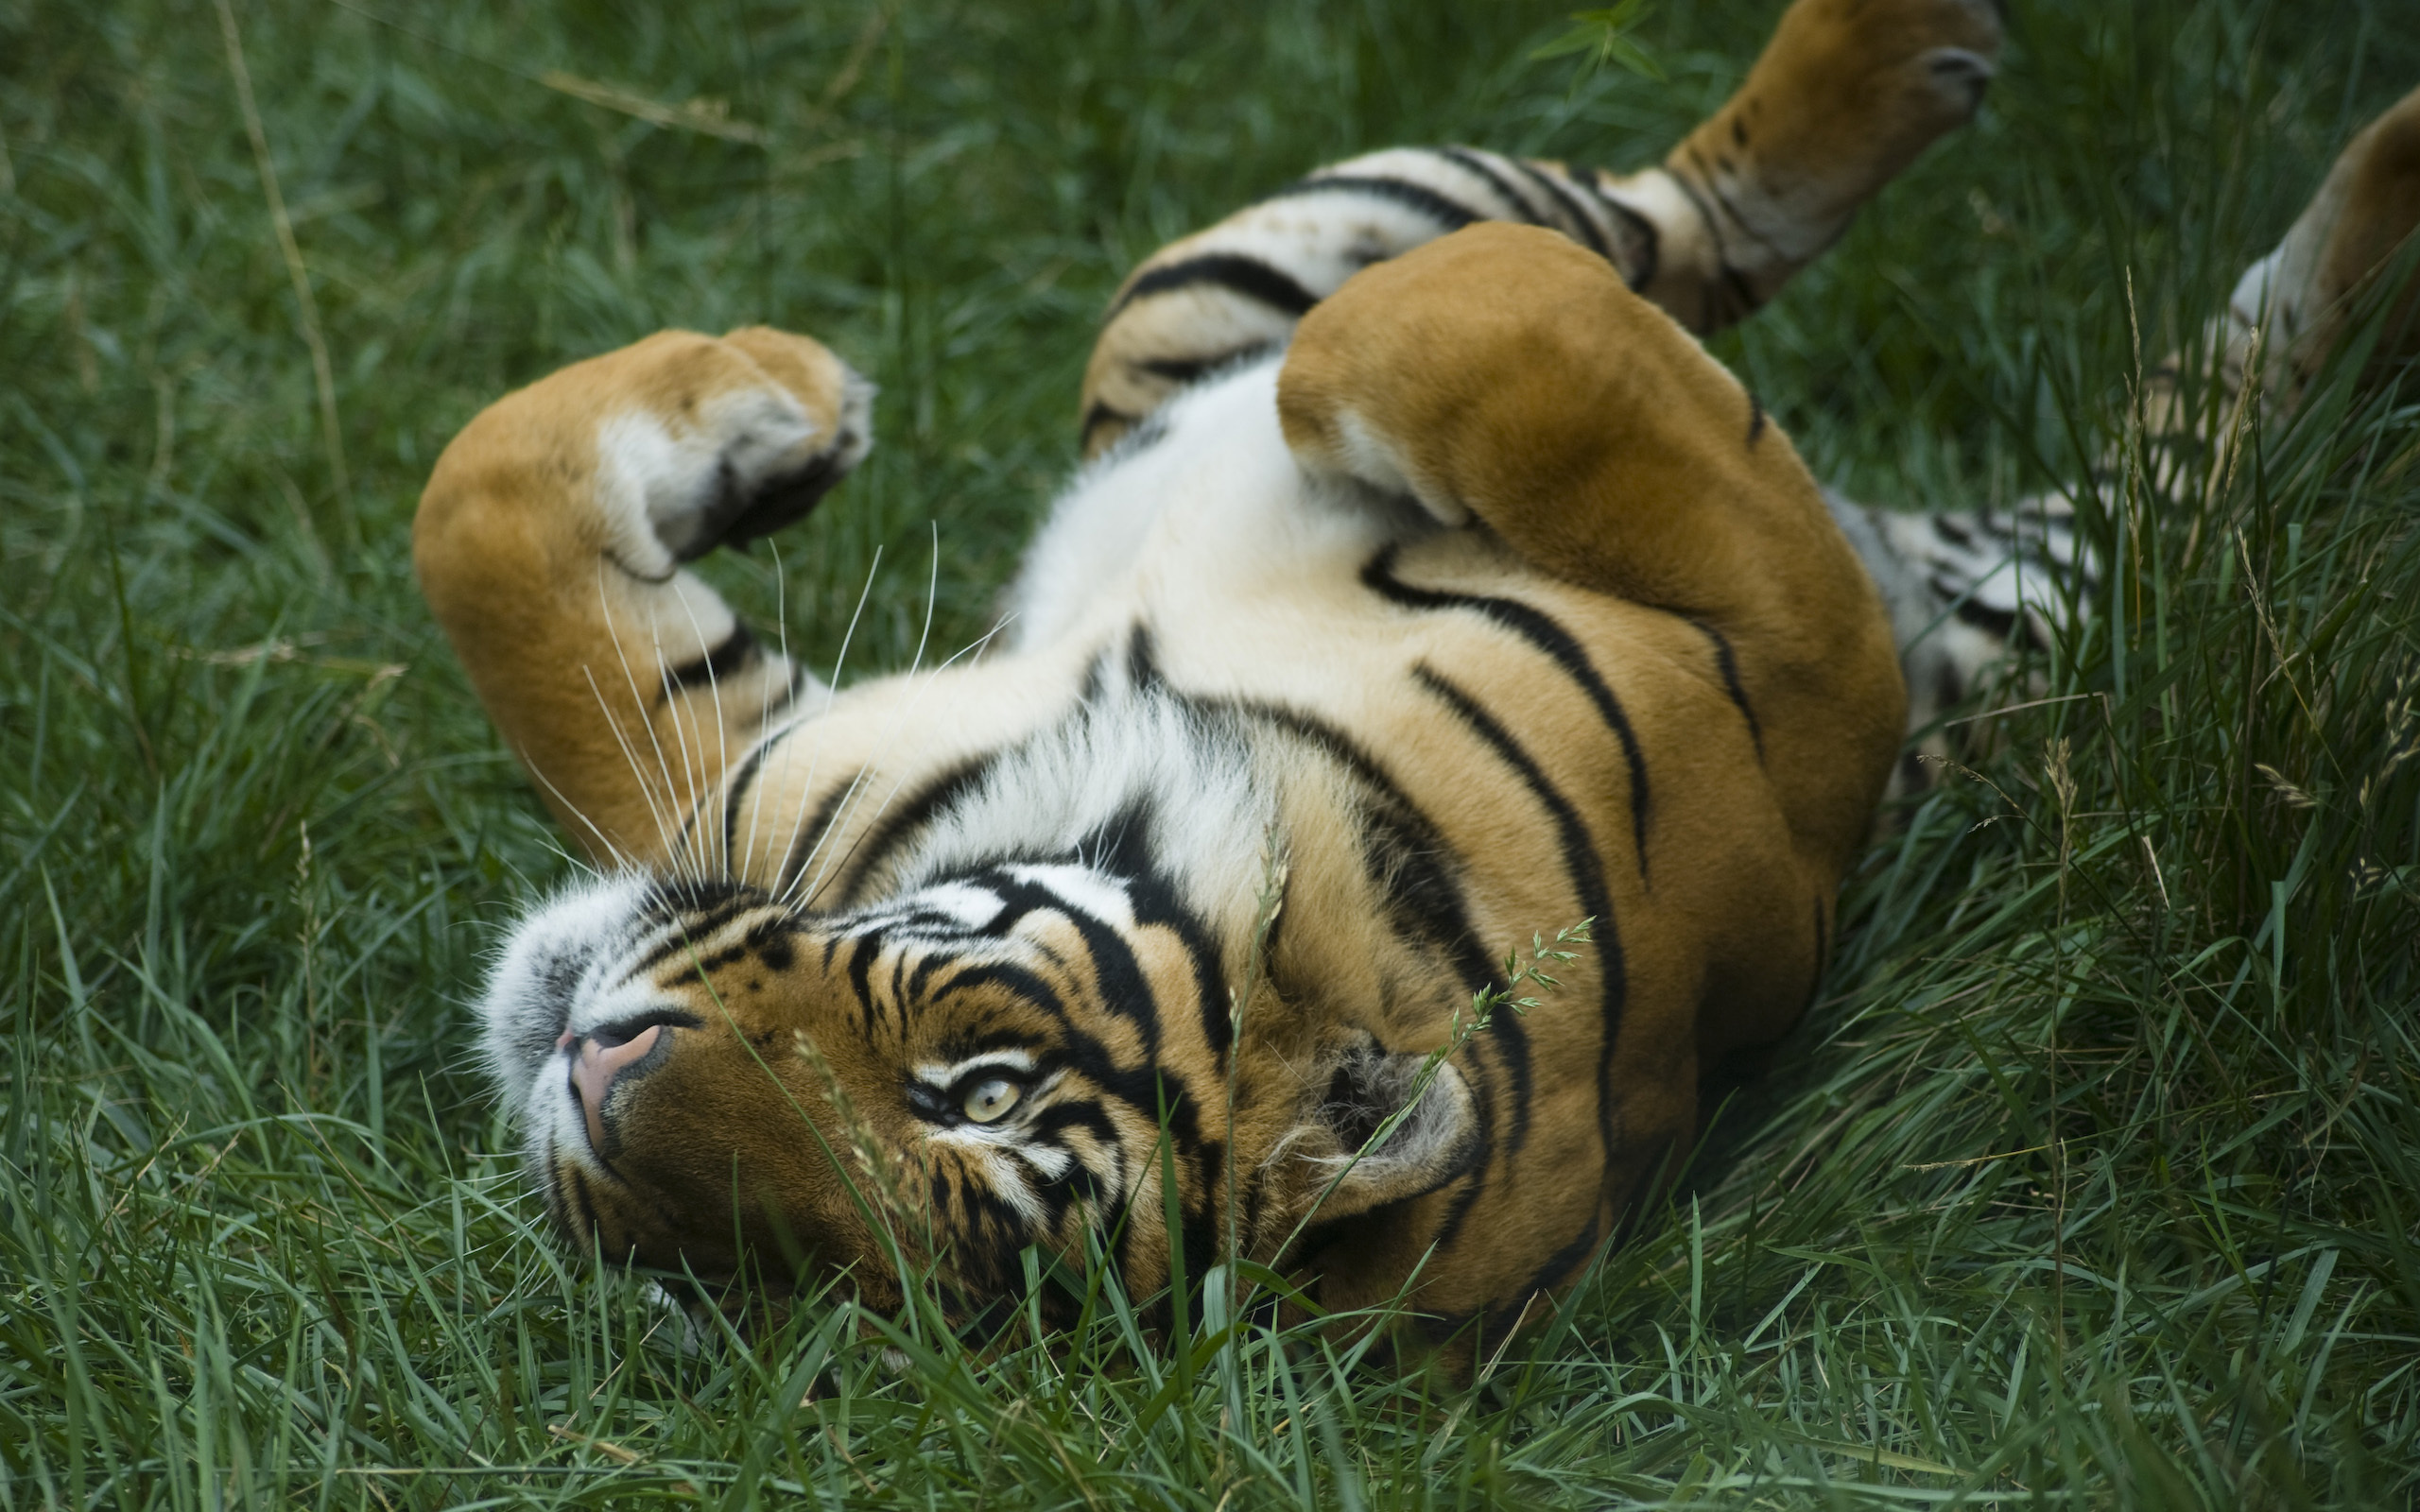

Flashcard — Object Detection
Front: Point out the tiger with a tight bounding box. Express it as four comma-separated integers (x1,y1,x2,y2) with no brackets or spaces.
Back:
415,0,2420,1352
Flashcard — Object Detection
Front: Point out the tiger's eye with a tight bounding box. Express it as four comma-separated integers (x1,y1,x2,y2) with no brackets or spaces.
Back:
962,1076,1021,1124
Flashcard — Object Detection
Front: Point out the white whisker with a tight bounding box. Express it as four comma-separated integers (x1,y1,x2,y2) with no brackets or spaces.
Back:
582,663,682,868
738,541,798,887
794,615,1010,908
519,743,636,875
669,584,737,880
596,560,687,871
641,599,708,881
788,529,943,903
791,527,941,901
758,545,884,904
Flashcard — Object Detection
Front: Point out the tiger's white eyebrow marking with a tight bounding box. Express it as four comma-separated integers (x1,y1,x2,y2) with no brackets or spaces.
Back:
911,1049,1039,1091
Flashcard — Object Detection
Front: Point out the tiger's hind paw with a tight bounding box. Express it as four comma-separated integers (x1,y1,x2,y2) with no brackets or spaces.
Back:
2311,86,2420,372
1662,0,2003,309
2223,85,2420,397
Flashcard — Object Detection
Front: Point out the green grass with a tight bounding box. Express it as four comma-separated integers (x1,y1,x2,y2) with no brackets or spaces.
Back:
5,0,2418,1504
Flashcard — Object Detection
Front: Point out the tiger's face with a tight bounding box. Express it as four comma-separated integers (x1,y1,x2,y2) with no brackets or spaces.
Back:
478,868,1478,1306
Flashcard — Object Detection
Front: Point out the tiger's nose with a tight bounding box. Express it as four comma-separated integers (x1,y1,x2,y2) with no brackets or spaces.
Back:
567,1024,664,1154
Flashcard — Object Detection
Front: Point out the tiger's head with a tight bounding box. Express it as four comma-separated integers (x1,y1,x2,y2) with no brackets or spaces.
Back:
478,866,1480,1309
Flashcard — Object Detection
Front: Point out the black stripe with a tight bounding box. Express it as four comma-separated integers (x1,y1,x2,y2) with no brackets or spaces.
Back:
1587,175,1665,290
1124,622,1163,692
887,943,913,1019
1087,810,1233,1063
1169,690,1530,1164
1352,797,1524,1177
1356,800,1495,1000
658,621,761,705
776,781,857,897
1682,615,1764,762
1133,342,1277,387
1268,172,1482,232
1745,392,1766,448
1581,169,1661,291
1681,144,1788,269
718,722,794,863
1409,663,1628,1251
905,944,962,1004
987,873,1164,1058
845,931,887,1031
1655,163,1765,331
1362,548,1652,881
1680,149,1776,329
1511,159,1611,263
937,961,1072,1024
1107,253,1319,320
628,898,763,978
1939,582,2020,643
1507,1210,1604,1318
1437,146,1545,225
834,753,1000,904
1080,400,1134,450
1479,1126,1677,1340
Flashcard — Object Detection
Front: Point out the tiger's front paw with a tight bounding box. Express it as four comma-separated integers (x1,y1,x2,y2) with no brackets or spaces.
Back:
436,326,873,583
593,327,874,575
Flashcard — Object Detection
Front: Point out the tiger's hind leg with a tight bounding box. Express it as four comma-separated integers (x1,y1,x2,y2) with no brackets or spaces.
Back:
1080,0,2002,455
1826,488,2096,791
1278,222,1907,878
1634,0,2003,331
2175,83,2420,427
1836,84,2420,788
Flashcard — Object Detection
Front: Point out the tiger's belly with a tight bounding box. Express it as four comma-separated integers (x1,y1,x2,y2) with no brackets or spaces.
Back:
704,355,1823,1322
735,351,1810,1026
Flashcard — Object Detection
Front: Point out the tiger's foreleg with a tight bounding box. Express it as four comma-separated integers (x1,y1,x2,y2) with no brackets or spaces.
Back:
1080,0,2001,455
1279,222,1906,878
415,328,871,868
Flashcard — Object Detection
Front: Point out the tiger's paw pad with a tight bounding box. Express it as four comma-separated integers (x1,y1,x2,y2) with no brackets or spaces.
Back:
1729,0,2003,198
1853,0,2004,124
591,329,874,576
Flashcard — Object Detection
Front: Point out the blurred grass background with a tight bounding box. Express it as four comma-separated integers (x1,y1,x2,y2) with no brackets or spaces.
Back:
3,0,2417,1504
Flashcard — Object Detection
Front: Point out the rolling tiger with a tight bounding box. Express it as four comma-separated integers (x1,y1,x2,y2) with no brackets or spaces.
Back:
416,0,2420,1349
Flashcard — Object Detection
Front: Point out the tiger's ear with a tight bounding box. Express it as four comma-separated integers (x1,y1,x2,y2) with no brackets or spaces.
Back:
1302,1041,1481,1223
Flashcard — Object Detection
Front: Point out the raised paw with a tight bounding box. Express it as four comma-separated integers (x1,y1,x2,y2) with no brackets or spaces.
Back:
1277,223,1858,619
2301,85,2420,375
1660,0,2002,307
430,326,873,583
2192,85,2420,409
